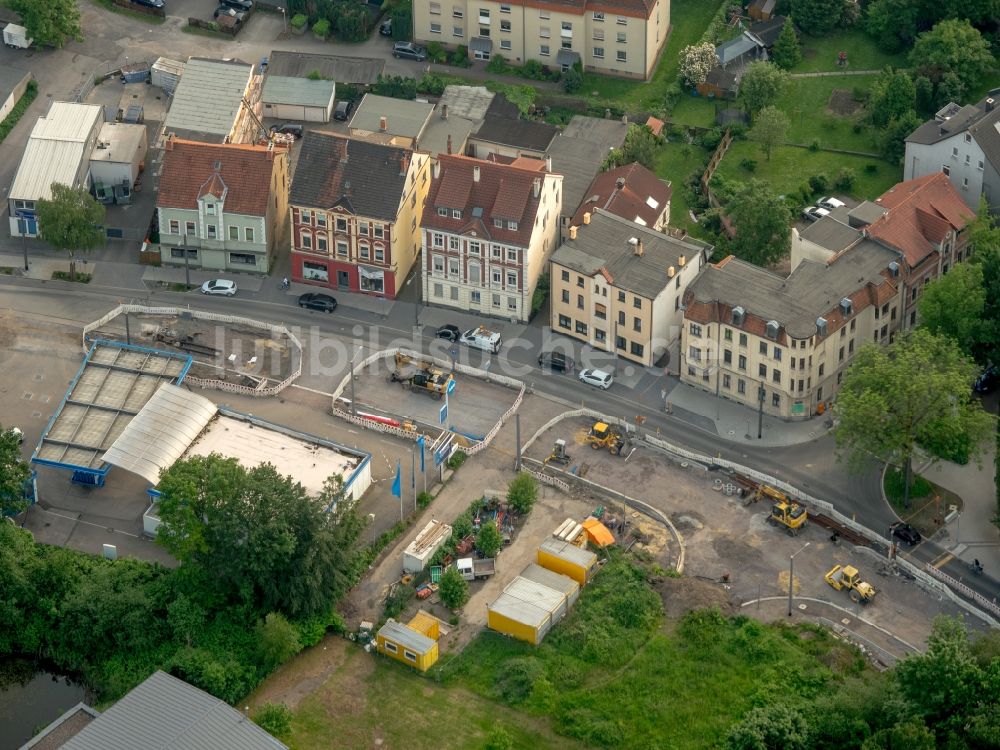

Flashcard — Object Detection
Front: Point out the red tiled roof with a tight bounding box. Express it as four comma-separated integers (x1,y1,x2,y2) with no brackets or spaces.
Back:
646,116,664,136
867,172,975,267
571,162,671,228
158,137,285,216
423,154,551,247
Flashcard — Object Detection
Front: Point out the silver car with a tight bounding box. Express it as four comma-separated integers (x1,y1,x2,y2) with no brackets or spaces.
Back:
578,368,614,389
200,279,238,296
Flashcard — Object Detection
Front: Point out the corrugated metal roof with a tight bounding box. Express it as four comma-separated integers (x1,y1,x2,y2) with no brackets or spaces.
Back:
489,574,569,629
488,590,554,628
378,619,436,654
32,101,103,141
262,76,335,107
164,58,253,142
348,94,434,139
519,563,580,600
539,537,598,569
59,671,287,750
101,383,217,484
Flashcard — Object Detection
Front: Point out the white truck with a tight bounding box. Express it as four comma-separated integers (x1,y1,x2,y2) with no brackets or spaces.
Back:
3,24,33,49
460,325,502,353
457,557,495,581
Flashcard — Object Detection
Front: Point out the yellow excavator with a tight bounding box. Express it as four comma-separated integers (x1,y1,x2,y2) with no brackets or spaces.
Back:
586,421,629,456
388,353,454,400
545,439,571,466
824,564,877,603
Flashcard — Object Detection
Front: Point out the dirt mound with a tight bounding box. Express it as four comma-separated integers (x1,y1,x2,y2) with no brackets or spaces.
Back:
828,89,863,116
656,576,736,618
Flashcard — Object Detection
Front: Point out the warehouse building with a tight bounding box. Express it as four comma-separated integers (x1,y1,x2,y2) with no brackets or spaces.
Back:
376,617,439,672
537,537,598,586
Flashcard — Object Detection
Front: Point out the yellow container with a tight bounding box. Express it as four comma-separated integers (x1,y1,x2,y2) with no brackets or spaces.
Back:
376,619,439,672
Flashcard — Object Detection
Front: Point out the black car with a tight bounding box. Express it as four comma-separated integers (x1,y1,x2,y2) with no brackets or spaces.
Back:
131,0,165,7
214,4,246,21
298,293,337,312
333,100,353,121
392,42,427,61
974,365,999,394
271,123,303,139
538,351,574,372
222,0,252,9
379,19,392,36
436,324,461,342
891,522,922,546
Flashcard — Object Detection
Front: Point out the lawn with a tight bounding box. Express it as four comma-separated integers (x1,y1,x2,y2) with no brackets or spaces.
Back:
790,29,909,74
653,139,713,235
776,74,880,151
715,142,900,203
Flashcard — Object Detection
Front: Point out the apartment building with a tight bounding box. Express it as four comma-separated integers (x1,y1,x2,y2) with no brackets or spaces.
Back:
288,132,430,298
549,209,711,367
570,161,671,230
413,0,670,80
420,154,563,322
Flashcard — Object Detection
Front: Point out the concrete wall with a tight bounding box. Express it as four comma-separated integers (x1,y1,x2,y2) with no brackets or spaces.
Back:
0,70,31,122
790,227,836,272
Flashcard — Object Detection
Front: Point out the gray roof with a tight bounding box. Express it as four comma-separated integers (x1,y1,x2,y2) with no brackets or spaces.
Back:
0,65,30,103
262,75,335,107
688,240,898,338
799,212,860,252
419,112,476,159
847,200,888,227
520,563,580,599
57,671,287,750
716,33,763,67
473,116,558,153
538,537,598,570
265,50,384,85
968,104,1000,172
438,85,495,122
164,58,253,143
546,116,629,217
378,619,436,654
551,209,712,299
349,93,434,140
905,103,985,145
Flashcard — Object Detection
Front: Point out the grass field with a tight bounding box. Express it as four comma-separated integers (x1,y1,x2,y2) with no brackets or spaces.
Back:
653,139,712,234
775,75,881,151
790,29,909,73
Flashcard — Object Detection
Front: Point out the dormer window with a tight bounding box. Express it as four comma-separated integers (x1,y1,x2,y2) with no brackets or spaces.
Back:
508,220,518,230
206,203,216,215
494,218,503,228
452,209,462,219
438,207,448,217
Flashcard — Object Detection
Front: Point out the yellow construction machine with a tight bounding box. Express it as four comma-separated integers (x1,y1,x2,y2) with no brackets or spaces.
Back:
768,500,808,535
824,564,877,604
586,421,629,456
545,439,571,466
388,353,454,400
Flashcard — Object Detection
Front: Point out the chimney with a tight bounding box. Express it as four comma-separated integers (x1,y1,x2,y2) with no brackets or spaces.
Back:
473,165,480,183
545,156,552,172
667,266,675,278
569,225,578,240
987,98,996,113
533,178,541,198
583,211,591,225
615,177,625,190
399,155,407,176
634,239,644,257
433,161,441,179
379,116,387,132
678,254,686,267
441,103,449,119
446,134,452,155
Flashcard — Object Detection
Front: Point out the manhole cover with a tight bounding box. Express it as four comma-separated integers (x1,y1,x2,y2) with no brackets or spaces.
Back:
33,373,44,382
32,411,43,419
728,430,735,435
22,392,33,400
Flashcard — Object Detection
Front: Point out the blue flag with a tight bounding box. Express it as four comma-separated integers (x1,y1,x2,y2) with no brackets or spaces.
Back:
418,436,425,473
391,460,401,498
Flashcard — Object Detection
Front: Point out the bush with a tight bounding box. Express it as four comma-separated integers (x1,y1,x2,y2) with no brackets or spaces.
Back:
290,13,307,28
417,491,434,509
426,41,447,63
506,472,538,515
522,59,544,79
486,55,510,74
798,183,812,204
254,703,293,738
808,173,829,194
663,81,683,114
484,723,514,750
450,45,470,66
739,158,757,173
696,127,723,150
864,163,879,175
255,613,302,672
562,66,582,94
834,167,856,192
312,18,330,37
808,139,820,152
495,656,545,703
446,450,467,471
0,80,37,144
418,73,446,95
438,565,469,610
531,272,549,316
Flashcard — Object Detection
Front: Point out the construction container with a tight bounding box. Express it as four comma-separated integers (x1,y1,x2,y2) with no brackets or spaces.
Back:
403,519,452,573
487,576,569,645
120,62,151,84
407,611,441,641
376,619,439,672
537,537,598,586
520,563,580,608
3,23,32,49
151,57,184,96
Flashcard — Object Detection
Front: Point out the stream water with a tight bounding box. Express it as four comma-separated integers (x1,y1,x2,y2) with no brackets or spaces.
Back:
0,658,87,750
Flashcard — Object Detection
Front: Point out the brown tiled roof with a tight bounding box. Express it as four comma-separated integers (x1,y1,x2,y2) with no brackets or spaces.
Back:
422,154,549,247
571,162,671,228
645,116,664,136
158,138,285,216
867,172,975,267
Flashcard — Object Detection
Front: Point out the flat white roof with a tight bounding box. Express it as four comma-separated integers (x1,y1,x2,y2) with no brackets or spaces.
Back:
10,102,103,201
182,414,360,496
488,575,567,628
32,101,103,141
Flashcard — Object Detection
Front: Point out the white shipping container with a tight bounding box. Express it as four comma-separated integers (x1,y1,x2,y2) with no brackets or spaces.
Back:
3,24,32,49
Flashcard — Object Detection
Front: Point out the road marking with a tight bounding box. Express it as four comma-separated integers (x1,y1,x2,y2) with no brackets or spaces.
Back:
931,552,954,569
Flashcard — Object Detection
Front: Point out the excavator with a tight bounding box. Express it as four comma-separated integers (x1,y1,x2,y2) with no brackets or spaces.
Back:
544,439,571,466
388,353,454,400
586,421,630,456
748,483,809,535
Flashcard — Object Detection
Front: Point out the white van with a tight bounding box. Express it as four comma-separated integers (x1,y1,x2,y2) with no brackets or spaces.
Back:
460,325,502,353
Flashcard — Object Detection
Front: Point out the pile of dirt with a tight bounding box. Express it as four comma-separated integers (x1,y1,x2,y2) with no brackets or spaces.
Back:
656,576,736,618
828,89,863,116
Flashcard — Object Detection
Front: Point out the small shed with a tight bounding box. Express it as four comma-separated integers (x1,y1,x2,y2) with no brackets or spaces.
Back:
697,67,739,99
537,537,598,586
748,0,775,21
376,619,439,672
407,611,441,640
151,57,184,95
262,75,336,123
90,121,148,204
487,576,569,645
403,519,452,573
519,563,580,608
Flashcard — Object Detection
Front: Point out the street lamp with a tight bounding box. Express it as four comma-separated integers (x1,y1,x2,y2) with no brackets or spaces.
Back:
787,541,810,617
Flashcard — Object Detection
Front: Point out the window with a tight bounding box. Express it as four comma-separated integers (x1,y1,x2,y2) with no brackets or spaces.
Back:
772,369,781,384
850,319,856,332
838,346,844,362
206,203,215,215
540,44,550,55
561,289,569,303
207,224,216,238
819,363,825,376
454,26,463,36
633,297,641,309
965,154,971,165
595,329,606,342
507,248,518,262
430,22,442,32
506,271,517,289
615,336,626,350
472,291,481,304
979,160,985,170
404,650,417,662
593,11,604,20
385,642,398,653
301,209,312,224
500,2,510,10
724,350,732,365
577,294,584,309
469,241,481,256
561,21,572,35
429,1,440,11
576,320,588,335
540,26,550,38
469,262,480,284
616,50,626,62
336,217,347,232
317,236,327,252
493,270,503,285
451,209,461,219
558,314,571,329
631,342,644,357
724,328,733,341
616,32,626,43
450,286,459,300
633,317,641,332
229,226,239,240
689,346,701,361
500,20,511,31
739,333,748,347
479,8,489,22
723,374,731,389
616,15,626,24
374,224,384,239
773,347,781,361
508,220,518,230
952,146,959,158
593,29,604,41
449,236,460,250
437,207,448,216
758,363,767,377
539,9,549,18
848,339,854,354
594,302,607,320
737,379,746,394
759,341,767,355
593,46,604,58
359,243,370,259
317,214,327,228
508,296,517,310
300,233,312,250
168,219,179,234
453,6,462,16
449,258,460,276
170,247,197,259
229,252,256,266
617,291,625,302
494,217,503,228
432,255,445,275
186,221,196,235
500,39,511,49
963,177,969,189
965,133,972,143
689,323,702,337
432,233,443,247
336,241,348,256
492,245,502,259
433,283,443,297
577,276,584,288
245,227,254,243
772,393,780,407
942,165,950,176
561,269,569,282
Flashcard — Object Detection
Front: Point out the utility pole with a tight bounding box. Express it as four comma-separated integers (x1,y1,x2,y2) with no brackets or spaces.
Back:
514,413,521,471
788,542,810,616
349,347,359,416
411,444,416,511
757,383,765,439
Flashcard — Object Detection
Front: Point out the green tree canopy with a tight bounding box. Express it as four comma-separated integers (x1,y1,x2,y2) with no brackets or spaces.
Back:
867,68,916,129
720,179,791,266
35,183,104,280
739,62,790,120
0,427,30,517
9,0,82,47
918,262,985,359
476,520,503,558
749,105,790,161
878,111,924,165
438,564,469,610
770,18,802,70
971,199,1000,364
864,0,921,52
506,471,539,515
789,0,844,34
834,329,993,506
602,124,662,171
155,455,364,618
909,19,993,95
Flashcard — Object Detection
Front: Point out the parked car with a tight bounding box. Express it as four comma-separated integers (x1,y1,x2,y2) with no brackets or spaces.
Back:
890,522,922,546
200,279,238,296
974,365,999,393
802,206,831,222
297,292,338,312
578,368,613,389
538,351,574,372
392,41,427,61
222,0,252,9
435,324,461,342
817,196,846,210
213,5,246,21
271,123,303,139
460,325,502,353
379,18,392,36
131,0,164,7
333,100,353,121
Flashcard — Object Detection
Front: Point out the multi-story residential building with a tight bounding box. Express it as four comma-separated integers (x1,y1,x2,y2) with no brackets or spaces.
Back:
570,162,671,230
792,172,975,329
903,91,1000,212
421,153,563,322
288,131,430,298
549,209,711,367
413,0,670,80
156,137,289,274
681,242,904,420
162,58,262,145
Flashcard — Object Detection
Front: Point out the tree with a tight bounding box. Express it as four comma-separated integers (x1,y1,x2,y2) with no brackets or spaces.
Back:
724,703,810,750
749,106,790,161
562,66,582,94
506,471,538,515
721,179,791,266
8,0,82,48
972,199,1000,366
877,111,923,165
35,183,104,281
602,124,662,171
834,329,994,507
909,20,993,95
679,42,719,87
867,68,916,129
864,0,920,52
167,593,206,647
156,456,364,618
789,0,845,34
770,18,802,70
476,520,502,558
918,263,985,358
0,427,30,517
254,612,303,671
738,62,789,120
438,565,469,610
